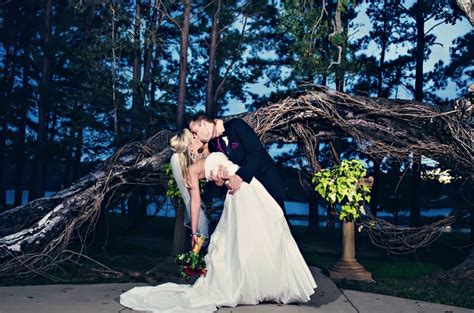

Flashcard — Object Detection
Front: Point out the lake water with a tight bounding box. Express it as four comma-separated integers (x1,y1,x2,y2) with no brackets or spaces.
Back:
5,190,468,233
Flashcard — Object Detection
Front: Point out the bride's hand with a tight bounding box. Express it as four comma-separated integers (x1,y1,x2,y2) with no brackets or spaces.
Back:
191,234,199,249
227,175,242,195
211,165,229,186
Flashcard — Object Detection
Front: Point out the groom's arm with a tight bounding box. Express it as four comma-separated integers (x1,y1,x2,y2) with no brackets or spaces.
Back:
233,119,266,184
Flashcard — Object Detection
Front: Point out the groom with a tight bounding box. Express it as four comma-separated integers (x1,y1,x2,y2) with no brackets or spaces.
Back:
188,114,292,229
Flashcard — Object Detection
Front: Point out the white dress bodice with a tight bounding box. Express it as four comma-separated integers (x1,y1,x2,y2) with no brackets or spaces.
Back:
204,152,239,181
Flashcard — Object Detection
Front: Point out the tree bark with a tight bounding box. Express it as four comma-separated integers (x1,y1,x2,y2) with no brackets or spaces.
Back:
334,1,348,92
469,184,473,244
307,191,320,234
471,205,474,245
128,2,148,229
73,123,84,182
377,0,389,97
370,3,390,216
205,0,220,117
370,160,380,217
173,0,193,249
0,7,18,206
142,1,159,111
176,0,191,130
31,0,53,201
13,43,30,207
63,145,73,188
127,187,148,230
170,202,186,256
0,131,173,261
414,0,425,102
455,0,473,24
150,8,163,113
307,141,320,234
131,1,143,134
409,154,422,227
409,0,425,227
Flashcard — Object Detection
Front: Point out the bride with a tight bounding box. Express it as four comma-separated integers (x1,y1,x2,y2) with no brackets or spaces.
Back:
120,129,317,312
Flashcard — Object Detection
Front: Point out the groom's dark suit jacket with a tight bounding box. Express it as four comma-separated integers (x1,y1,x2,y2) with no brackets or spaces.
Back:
207,118,287,215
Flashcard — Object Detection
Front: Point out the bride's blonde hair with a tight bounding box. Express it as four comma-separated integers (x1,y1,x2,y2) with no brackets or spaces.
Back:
170,129,196,188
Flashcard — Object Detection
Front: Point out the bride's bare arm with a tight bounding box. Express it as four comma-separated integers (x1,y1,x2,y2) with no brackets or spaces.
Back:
187,163,203,236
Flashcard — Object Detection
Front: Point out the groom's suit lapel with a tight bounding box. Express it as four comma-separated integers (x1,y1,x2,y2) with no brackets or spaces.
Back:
208,121,241,161
222,126,240,162
217,136,228,154
209,134,230,156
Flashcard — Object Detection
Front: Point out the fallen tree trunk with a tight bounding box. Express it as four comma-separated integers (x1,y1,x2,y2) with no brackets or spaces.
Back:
0,131,173,275
0,136,164,237
437,248,474,281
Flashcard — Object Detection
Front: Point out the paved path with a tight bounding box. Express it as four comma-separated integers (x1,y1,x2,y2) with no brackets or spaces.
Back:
0,267,471,313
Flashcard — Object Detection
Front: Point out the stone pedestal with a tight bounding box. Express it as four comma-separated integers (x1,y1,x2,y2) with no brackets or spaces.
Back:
329,221,375,283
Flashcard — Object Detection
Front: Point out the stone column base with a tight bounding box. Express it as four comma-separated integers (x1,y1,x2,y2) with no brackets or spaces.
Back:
329,259,375,283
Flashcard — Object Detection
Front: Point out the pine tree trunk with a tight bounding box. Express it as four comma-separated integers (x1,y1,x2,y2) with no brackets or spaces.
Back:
409,0,425,227
73,126,83,182
131,1,142,134
370,160,380,216
307,191,320,235
469,185,473,244
0,60,11,207
377,0,389,97
307,141,320,234
141,1,158,113
176,0,191,130
0,15,17,207
206,0,220,117
13,46,30,207
150,9,163,112
470,206,474,244
127,2,147,227
31,0,53,200
371,5,388,216
326,139,341,230
410,154,421,227
63,146,73,188
414,0,424,103
170,202,186,256
127,187,148,231
334,2,348,93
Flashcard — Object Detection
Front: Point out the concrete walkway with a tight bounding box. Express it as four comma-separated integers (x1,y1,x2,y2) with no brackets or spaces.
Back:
0,267,471,313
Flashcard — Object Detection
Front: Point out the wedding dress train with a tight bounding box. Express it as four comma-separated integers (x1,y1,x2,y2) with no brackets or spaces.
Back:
120,152,317,312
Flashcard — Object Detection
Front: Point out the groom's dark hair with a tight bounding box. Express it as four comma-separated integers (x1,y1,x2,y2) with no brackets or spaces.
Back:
188,113,215,126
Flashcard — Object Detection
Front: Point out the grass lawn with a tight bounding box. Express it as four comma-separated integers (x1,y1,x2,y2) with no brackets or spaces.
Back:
1,214,472,309
292,226,473,309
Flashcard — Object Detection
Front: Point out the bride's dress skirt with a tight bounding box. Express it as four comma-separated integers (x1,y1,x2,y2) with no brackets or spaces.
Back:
120,153,317,312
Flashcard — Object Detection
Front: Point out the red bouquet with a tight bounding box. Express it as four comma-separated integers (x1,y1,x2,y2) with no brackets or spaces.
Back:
176,234,207,279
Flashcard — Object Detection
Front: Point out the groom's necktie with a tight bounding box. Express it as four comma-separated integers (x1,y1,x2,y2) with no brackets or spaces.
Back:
210,137,227,155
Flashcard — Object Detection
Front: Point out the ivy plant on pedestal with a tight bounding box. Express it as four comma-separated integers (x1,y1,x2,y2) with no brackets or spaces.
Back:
313,159,375,283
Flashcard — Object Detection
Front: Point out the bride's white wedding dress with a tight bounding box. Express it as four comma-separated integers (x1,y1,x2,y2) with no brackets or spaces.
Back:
120,152,317,312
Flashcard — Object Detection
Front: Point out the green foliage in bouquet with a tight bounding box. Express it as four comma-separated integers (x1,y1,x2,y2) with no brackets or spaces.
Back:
176,234,207,279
